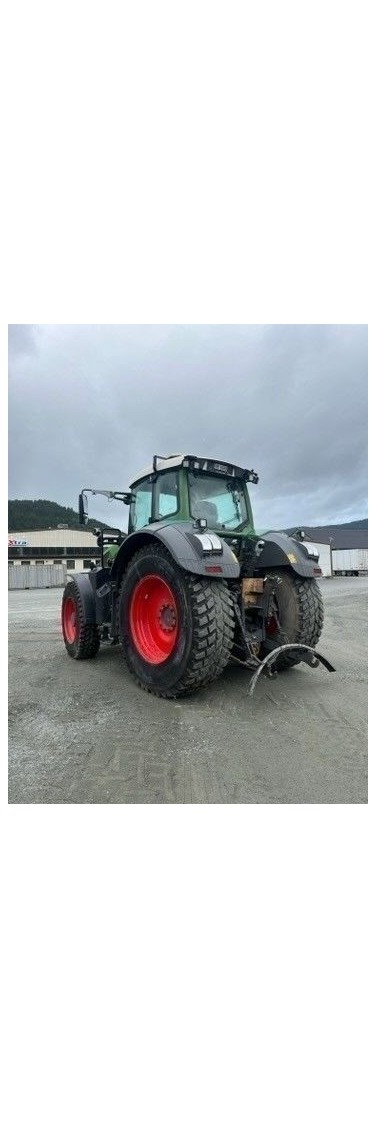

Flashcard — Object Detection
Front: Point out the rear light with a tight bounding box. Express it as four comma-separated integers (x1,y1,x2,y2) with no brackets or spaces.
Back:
205,565,223,573
314,567,322,575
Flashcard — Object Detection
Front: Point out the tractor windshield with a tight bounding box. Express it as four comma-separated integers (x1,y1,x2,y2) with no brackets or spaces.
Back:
188,472,249,531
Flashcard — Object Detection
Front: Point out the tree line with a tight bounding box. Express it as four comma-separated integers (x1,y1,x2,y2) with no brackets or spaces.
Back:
8,499,123,533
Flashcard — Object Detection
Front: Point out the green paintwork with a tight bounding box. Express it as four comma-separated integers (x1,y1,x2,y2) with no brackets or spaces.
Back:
103,543,121,566
128,464,256,539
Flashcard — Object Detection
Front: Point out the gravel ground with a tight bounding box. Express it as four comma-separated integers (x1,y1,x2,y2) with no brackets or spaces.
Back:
8,577,368,804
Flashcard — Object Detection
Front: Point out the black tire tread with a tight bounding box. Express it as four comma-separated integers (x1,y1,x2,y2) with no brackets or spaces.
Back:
119,545,235,698
62,580,100,660
199,581,236,687
268,571,324,670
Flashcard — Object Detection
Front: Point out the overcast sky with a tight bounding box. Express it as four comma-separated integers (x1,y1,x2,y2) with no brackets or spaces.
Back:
8,324,367,531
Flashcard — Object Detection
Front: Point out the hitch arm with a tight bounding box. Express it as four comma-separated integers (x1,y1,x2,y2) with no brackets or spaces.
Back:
248,644,335,698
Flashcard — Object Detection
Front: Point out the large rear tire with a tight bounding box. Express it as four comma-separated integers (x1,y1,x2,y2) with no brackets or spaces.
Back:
118,544,235,698
61,580,100,659
261,569,324,670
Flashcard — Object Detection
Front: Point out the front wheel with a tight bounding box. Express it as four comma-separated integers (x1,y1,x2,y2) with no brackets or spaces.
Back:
260,569,324,670
118,544,235,698
61,580,100,659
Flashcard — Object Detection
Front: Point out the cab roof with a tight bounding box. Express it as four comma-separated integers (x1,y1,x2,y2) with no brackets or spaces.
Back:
130,454,185,486
130,454,259,487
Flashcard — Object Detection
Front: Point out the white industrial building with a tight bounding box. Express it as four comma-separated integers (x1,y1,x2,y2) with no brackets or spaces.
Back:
306,541,332,577
8,527,101,572
288,526,368,577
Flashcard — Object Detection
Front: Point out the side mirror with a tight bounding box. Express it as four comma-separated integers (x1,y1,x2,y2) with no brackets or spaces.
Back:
79,492,89,525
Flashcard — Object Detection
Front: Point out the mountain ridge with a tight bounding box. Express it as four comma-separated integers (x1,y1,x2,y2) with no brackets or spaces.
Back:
9,498,368,536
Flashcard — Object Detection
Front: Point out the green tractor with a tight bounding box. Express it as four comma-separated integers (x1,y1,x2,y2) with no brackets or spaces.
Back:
61,453,334,697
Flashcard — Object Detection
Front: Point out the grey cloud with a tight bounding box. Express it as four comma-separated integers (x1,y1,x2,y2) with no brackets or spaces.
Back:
8,324,39,360
8,324,367,530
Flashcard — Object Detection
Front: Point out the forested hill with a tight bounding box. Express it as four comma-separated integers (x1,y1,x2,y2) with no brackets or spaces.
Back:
8,499,123,533
338,518,368,529
284,517,368,536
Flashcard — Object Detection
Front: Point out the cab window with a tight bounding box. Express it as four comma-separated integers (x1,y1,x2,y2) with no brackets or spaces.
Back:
188,472,248,530
130,480,152,530
154,470,179,519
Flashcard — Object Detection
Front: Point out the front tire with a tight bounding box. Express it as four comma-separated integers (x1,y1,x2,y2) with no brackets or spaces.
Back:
118,544,235,698
261,569,324,670
61,580,100,659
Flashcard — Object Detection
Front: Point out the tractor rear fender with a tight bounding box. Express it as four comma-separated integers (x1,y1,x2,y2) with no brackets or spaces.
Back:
253,531,322,579
110,521,240,587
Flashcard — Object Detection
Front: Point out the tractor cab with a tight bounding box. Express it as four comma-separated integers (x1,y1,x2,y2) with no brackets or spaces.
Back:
78,453,258,543
128,453,258,539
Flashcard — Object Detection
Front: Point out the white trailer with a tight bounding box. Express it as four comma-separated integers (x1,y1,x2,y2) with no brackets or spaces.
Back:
332,549,368,575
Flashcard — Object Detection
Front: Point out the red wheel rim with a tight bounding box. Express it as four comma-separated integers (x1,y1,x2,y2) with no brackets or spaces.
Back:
266,614,279,637
266,596,280,637
62,596,78,644
129,574,178,664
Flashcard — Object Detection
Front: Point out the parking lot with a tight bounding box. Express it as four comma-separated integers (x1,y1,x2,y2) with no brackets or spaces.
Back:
8,577,367,803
